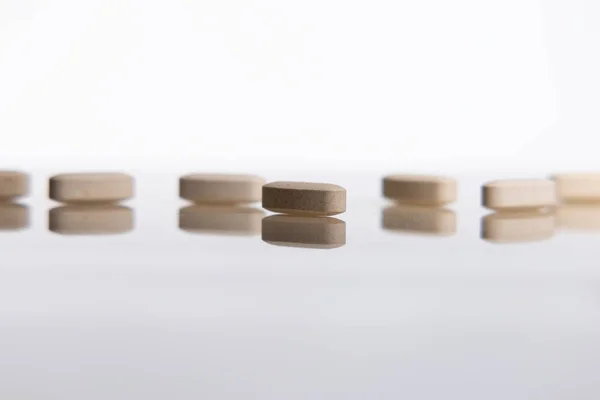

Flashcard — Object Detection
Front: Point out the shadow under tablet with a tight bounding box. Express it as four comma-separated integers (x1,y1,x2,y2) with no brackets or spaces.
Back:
381,205,456,237
49,205,134,235
0,203,29,231
179,205,265,236
261,215,346,249
481,210,555,244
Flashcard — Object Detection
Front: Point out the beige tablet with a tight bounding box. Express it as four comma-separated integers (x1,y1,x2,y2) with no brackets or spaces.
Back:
481,210,555,243
262,181,346,216
180,173,265,204
0,203,29,230
482,179,556,211
383,175,456,206
49,173,133,204
382,205,456,236
49,205,134,235
262,215,346,249
556,204,600,230
0,171,28,201
179,205,265,236
552,173,600,203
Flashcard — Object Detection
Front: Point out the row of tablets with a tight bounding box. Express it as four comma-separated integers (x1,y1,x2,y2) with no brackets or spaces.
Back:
1,171,598,210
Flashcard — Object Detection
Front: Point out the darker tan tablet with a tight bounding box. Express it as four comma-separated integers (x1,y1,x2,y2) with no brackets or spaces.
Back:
482,179,556,211
180,174,265,205
382,205,456,236
383,175,456,206
49,173,133,204
481,210,555,244
0,171,28,201
0,203,29,230
262,181,346,216
552,173,600,203
556,204,600,230
49,205,134,235
262,215,346,249
179,205,265,236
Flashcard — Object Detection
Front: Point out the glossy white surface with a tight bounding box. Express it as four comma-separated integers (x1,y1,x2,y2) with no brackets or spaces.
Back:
1,173,599,399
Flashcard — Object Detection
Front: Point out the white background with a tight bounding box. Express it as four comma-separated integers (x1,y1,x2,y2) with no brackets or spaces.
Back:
3,4,600,397
0,0,599,173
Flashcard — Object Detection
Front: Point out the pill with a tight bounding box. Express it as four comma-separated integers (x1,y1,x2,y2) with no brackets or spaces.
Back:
481,210,555,243
180,173,265,205
49,173,133,204
482,179,556,210
382,205,456,236
556,204,600,230
262,182,346,216
179,205,265,236
383,175,456,206
0,171,28,200
262,215,346,249
552,173,600,203
49,205,134,235
0,203,29,230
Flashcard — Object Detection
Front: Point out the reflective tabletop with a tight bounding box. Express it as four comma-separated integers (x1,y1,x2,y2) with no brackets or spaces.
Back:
1,172,599,399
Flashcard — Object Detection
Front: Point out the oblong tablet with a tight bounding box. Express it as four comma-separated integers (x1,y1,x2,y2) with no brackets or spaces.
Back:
262,182,346,216
481,210,555,244
179,205,265,236
262,215,346,249
180,174,265,205
49,173,133,204
552,173,600,203
383,175,456,206
0,171,28,200
382,205,456,236
482,179,556,210
49,205,134,235
0,203,29,230
556,204,600,231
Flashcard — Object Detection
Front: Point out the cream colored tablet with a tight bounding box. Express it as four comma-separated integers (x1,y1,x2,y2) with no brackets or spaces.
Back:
556,204,600,230
382,205,456,236
49,173,133,203
179,205,265,236
180,174,265,205
383,175,456,206
552,173,600,203
262,215,346,249
49,205,134,235
481,211,555,244
262,182,346,216
482,179,556,210
0,203,29,230
0,171,28,200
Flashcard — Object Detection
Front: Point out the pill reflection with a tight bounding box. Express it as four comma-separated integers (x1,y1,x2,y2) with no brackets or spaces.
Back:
382,205,456,236
179,205,265,236
262,215,346,249
556,204,600,231
0,203,29,231
481,210,555,244
49,205,134,235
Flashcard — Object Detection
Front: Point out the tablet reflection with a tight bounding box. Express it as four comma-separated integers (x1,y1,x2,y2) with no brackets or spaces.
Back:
382,205,456,236
0,203,29,231
481,210,555,244
262,215,346,249
557,204,600,231
179,205,265,236
49,205,134,235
